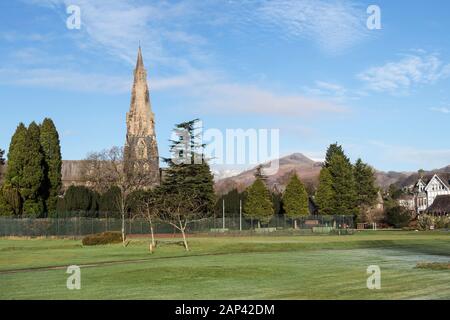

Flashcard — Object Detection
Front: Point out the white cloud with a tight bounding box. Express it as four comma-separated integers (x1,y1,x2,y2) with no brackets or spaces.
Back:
430,107,450,114
0,66,345,117
358,52,450,94
0,67,131,93
192,82,347,116
302,81,348,99
30,0,206,69
7,0,348,117
256,0,369,53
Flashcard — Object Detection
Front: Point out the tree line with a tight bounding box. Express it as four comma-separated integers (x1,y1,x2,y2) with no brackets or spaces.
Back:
235,143,379,227
0,119,62,217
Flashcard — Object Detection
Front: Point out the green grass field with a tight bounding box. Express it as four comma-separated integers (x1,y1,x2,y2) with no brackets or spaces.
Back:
0,231,449,300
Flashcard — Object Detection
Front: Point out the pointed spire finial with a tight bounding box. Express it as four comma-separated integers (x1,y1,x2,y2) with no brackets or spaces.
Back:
136,45,144,70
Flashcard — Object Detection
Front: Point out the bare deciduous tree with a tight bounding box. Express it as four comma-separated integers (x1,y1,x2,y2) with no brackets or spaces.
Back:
155,190,206,251
81,146,156,246
133,190,158,250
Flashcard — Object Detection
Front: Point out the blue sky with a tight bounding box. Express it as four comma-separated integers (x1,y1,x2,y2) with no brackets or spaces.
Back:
1,0,450,173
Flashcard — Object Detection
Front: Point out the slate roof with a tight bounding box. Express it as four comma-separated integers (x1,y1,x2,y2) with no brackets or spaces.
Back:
426,195,450,214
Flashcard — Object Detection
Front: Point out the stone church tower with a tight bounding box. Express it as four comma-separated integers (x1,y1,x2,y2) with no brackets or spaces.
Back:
124,46,159,185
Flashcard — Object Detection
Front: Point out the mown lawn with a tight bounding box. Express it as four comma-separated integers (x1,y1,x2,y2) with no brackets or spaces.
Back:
0,231,449,299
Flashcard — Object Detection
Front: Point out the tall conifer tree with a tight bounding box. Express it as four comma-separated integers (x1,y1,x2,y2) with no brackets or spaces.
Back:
21,122,45,216
244,178,274,227
315,167,334,215
162,119,215,214
324,143,349,167
354,158,378,213
40,118,62,214
328,154,358,215
282,174,309,228
4,123,28,214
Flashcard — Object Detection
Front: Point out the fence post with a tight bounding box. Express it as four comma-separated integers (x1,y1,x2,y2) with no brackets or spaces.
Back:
239,200,242,232
222,199,225,230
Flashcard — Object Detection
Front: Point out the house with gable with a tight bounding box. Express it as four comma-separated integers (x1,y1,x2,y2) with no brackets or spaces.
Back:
401,174,450,214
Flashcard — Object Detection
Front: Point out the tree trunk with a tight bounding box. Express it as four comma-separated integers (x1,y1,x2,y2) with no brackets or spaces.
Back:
257,221,261,229
121,213,126,247
180,228,189,251
150,223,155,247
294,219,298,229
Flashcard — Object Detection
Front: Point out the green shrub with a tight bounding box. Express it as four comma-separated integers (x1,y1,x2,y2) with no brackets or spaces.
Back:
385,206,412,228
82,232,122,246
418,214,435,230
434,216,450,229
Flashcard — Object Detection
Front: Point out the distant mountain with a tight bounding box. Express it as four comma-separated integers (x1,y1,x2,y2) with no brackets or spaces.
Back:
214,152,450,194
374,170,412,190
214,153,323,194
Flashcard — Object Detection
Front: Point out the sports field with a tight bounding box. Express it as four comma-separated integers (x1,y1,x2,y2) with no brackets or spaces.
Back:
0,231,449,300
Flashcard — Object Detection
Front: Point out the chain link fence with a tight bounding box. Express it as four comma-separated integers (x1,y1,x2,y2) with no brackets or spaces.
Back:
0,215,354,237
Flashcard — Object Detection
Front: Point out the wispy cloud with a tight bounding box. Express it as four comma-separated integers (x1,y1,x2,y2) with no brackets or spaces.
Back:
0,66,345,117
358,52,450,94
430,107,450,114
30,0,206,69
0,67,131,93
7,0,349,117
197,82,346,116
256,0,370,54
302,81,349,100
0,31,52,42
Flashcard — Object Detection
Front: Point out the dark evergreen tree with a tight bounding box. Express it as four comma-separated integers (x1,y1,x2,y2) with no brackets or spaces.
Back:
388,184,403,200
99,186,122,218
328,154,358,216
21,122,45,216
0,149,5,168
215,189,243,217
40,118,62,214
385,205,412,228
0,148,5,211
57,185,98,217
315,167,334,215
0,184,19,216
324,142,349,168
5,123,28,204
161,119,215,214
354,158,378,212
271,191,285,216
5,123,45,216
244,178,274,227
282,174,309,228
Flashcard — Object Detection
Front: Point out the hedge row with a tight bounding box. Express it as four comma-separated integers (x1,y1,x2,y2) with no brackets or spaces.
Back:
82,232,122,246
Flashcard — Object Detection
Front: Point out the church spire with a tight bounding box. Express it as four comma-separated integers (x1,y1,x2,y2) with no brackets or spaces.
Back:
125,46,159,185
136,45,144,70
